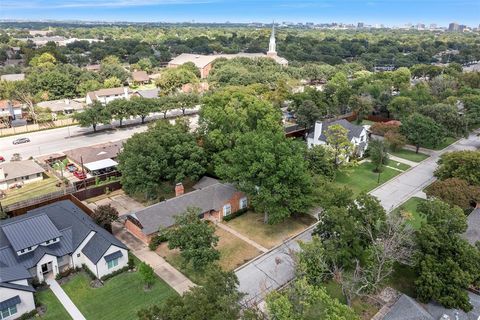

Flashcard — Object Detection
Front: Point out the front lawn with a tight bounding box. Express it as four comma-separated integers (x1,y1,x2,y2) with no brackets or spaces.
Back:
428,136,457,150
334,162,402,196
225,211,316,249
2,174,62,206
62,270,176,320
389,149,429,163
386,159,411,171
393,197,426,229
36,289,72,320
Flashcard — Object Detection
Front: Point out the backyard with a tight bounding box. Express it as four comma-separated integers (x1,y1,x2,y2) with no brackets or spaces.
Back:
36,288,72,320
1,173,63,206
334,162,403,196
61,270,176,320
225,211,317,249
156,226,262,283
388,148,429,163
393,197,427,229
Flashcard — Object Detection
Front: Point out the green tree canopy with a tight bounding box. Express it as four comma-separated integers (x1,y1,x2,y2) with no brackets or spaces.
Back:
400,113,445,153
73,101,111,132
435,151,480,185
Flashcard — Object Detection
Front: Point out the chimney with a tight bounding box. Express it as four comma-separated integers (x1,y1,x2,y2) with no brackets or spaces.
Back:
313,121,323,142
175,183,184,197
123,87,129,99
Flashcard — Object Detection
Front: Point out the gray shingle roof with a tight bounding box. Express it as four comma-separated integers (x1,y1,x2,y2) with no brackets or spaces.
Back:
463,208,480,245
0,160,45,183
135,88,159,99
317,119,365,142
192,176,221,190
426,291,480,320
383,294,434,320
132,179,240,235
1,214,62,251
0,200,127,273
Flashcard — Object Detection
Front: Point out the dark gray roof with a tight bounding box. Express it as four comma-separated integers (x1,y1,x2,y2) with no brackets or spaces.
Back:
193,176,221,190
463,208,480,245
82,230,125,264
132,179,241,235
0,266,32,283
314,119,365,142
0,200,127,272
384,294,434,320
135,88,160,99
0,296,21,309
0,282,35,293
104,250,123,262
426,292,480,320
1,213,62,252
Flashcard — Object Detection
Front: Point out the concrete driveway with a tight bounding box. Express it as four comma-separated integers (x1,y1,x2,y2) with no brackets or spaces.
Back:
370,130,480,212
86,192,145,216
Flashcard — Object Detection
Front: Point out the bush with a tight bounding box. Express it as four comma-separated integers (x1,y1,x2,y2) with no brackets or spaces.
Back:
222,208,248,222
82,264,97,280
370,122,400,136
149,233,168,251
100,266,130,281
385,131,407,152
128,254,135,270
55,267,77,280
16,309,38,320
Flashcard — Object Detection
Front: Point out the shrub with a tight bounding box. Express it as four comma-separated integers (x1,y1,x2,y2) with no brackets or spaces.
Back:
128,254,135,270
370,122,400,136
222,208,248,222
16,310,38,320
82,264,97,280
385,131,407,152
55,267,77,280
149,233,168,251
100,266,130,281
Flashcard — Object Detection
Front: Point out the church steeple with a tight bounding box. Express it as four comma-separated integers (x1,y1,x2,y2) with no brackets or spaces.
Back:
268,22,276,56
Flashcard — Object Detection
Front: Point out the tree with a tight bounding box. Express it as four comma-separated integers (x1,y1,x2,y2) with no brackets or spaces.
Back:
400,113,444,153
349,94,373,122
387,96,415,119
136,57,153,72
414,199,480,311
425,178,480,209
296,236,331,286
216,130,313,224
266,277,358,320
173,92,199,115
324,124,353,167
391,67,411,90
74,101,112,132
155,67,198,95
118,120,206,198
435,151,480,185
419,103,467,137
91,204,118,230
137,268,244,320
107,98,131,126
384,131,406,152
305,145,336,179
77,79,101,96
29,52,56,68
295,99,323,130
138,262,155,289
2,80,37,123
131,97,154,124
162,207,219,270
367,139,389,182
103,76,122,88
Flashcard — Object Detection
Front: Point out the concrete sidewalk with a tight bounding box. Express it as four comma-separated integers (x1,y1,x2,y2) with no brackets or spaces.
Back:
216,222,268,253
388,154,419,167
46,278,86,320
113,222,194,295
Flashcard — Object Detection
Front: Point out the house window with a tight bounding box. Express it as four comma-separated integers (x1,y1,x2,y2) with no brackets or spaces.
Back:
0,305,17,319
107,258,119,269
25,175,29,180
77,253,81,258
239,197,248,209
223,204,232,217
37,173,41,177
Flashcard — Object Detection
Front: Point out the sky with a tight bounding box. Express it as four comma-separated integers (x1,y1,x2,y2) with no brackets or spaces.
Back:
1,0,479,27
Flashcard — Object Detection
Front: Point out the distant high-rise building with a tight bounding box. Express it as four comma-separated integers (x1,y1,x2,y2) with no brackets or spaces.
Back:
416,23,426,30
449,22,460,31
429,23,437,29
459,24,467,32
357,22,364,28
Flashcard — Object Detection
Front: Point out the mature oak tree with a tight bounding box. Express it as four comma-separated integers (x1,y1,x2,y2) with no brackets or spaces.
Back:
400,112,444,153
74,101,112,132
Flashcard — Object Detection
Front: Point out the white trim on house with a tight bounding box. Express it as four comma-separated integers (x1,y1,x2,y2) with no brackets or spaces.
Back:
223,204,232,217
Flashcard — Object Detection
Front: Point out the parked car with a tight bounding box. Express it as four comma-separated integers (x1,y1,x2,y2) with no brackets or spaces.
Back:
0,156,5,163
73,171,87,180
66,163,78,172
13,137,30,145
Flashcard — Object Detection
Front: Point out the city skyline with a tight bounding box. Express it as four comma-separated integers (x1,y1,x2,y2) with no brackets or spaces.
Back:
1,0,479,27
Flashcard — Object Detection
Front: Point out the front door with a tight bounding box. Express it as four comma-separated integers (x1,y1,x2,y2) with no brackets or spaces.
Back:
41,262,52,274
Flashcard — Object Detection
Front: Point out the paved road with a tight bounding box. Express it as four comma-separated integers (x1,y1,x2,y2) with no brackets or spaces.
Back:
0,109,198,161
46,278,86,320
371,130,480,212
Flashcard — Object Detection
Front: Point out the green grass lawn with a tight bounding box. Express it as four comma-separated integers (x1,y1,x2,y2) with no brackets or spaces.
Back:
393,197,427,229
428,136,457,150
389,148,429,163
226,211,316,249
386,159,411,171
387,263,417,298
334,162,402,196
2,174,63,206
35,289,72,320
62,271,176,320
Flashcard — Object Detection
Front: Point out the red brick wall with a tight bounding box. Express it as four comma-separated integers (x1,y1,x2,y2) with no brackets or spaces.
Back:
125,219,152,244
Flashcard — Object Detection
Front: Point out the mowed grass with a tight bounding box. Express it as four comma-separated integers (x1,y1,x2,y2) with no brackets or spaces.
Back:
393,197,427,229
156,226,261,283
334,162,402,196
428,136,457,150
226,211,316,249
2,174,62,206
36,289,72,320
62,271,176,320
386,159,411,171
389,148,429,163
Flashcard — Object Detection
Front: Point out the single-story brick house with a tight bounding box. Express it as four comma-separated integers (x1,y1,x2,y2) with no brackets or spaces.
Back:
0,160,45,191
125,177,248,243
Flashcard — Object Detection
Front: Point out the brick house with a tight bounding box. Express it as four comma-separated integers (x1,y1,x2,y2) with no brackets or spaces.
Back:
125,177,248,244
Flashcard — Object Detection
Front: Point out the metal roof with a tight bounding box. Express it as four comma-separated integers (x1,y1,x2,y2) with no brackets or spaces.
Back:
104,250,123,262
0,296,21,310
0,266,32,283
84,158,118,171
0,282,35,293
1,214,62,251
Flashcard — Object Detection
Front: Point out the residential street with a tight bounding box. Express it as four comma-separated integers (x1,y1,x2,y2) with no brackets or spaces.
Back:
370,129,480,212
0,109,198,161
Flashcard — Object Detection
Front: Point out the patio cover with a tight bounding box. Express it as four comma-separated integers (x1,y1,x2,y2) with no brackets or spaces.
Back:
84,158,118,171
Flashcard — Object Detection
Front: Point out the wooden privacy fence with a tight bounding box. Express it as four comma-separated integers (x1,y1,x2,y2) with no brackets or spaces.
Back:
0,118,76,136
